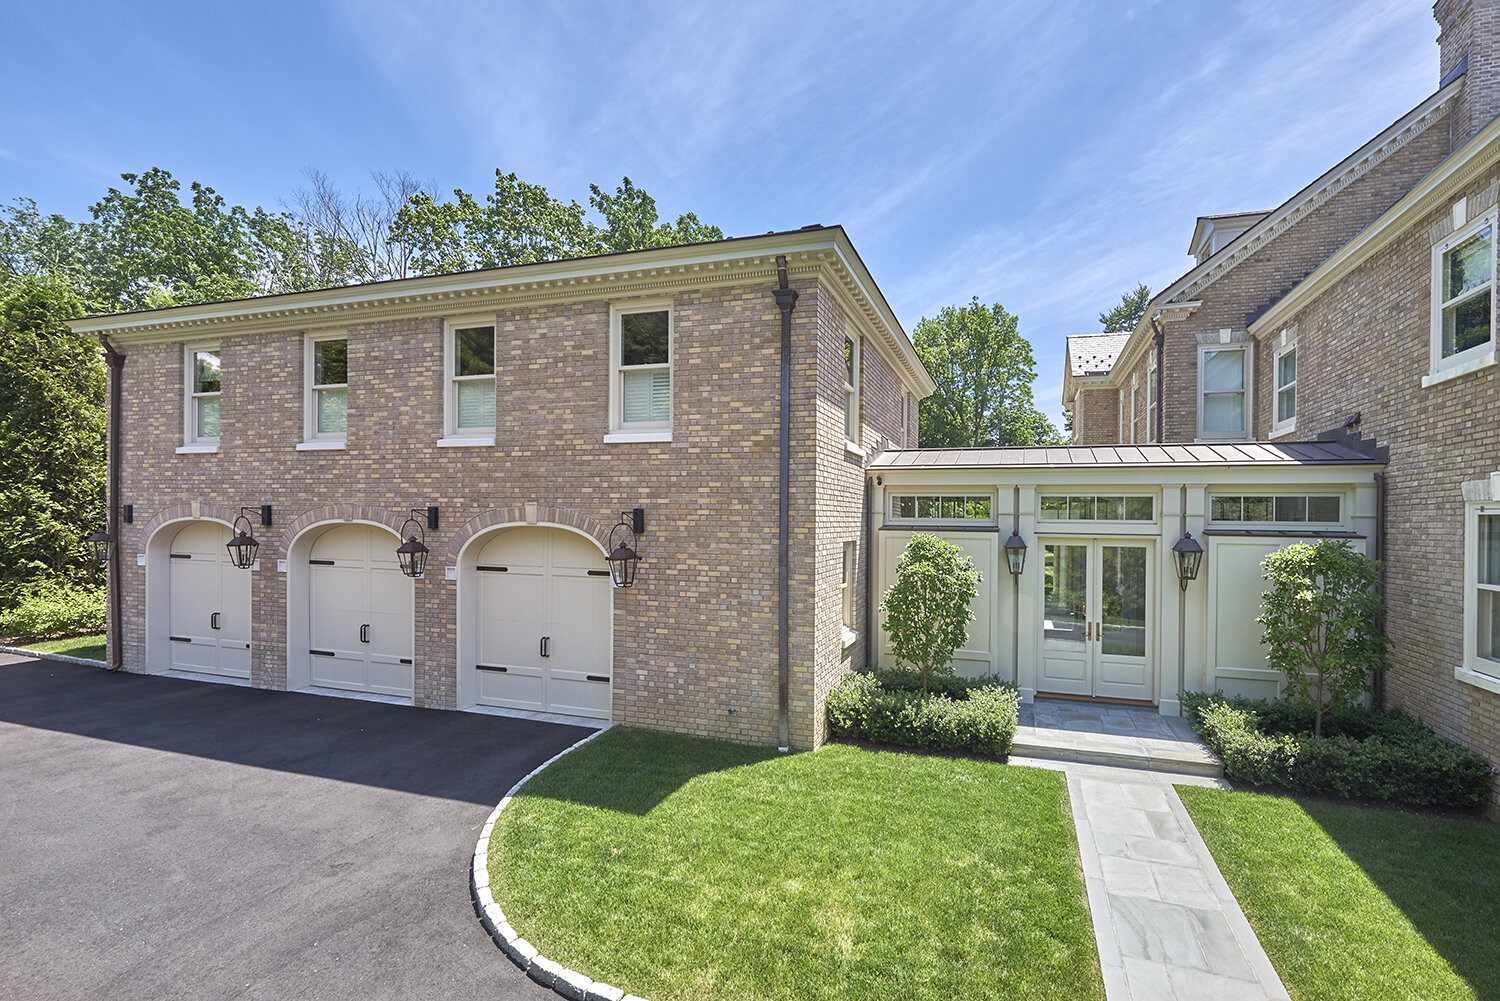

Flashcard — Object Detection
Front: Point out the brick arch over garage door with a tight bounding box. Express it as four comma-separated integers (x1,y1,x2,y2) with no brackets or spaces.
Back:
444,505,614,562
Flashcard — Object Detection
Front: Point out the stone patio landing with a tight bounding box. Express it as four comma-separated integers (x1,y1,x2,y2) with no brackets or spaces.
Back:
1015,699,1222,777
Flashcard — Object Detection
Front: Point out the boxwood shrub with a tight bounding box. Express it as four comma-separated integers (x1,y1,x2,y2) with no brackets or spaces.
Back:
826,670,1020,757
1181,691,1493,810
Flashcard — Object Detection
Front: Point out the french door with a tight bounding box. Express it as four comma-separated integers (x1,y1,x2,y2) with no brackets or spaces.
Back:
1039,539,1153,701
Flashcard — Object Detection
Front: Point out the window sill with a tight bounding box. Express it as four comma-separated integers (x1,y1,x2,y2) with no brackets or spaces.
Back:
1455,664,1500,697
176,444,219,454
604,430,673,443
842,627,858,650
1267,421,1297,439
436,436,495,447
1422,350,1496,388
845,441,866,459
296,440,346,451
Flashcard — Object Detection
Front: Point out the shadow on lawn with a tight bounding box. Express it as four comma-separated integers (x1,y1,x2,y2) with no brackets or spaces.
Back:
1307,797,1500,997
0,654,593,806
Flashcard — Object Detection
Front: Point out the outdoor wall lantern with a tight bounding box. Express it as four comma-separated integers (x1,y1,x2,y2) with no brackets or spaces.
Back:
396,507,438,579
605,509,644,589
85,529,113,564
1003,531,1028,576
226,506,271,570
1172,532,1204,591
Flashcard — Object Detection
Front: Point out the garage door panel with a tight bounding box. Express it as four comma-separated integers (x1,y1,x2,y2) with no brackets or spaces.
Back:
311,650,366,690
307,526,414,698
366,655,414,697
545,668,611,719
170,636,218,672
478,529,546,572
165,522,251,678
170,560,218,637
477,572,545,668
477,664,545,711
367,570,414,659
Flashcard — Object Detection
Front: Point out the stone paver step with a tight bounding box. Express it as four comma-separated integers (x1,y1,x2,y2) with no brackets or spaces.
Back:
1013,725,1224,777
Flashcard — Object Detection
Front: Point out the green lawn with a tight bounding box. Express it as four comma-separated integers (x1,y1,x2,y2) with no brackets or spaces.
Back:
14,633,106,660
1178,785,1500,1001
490,729,1102,1001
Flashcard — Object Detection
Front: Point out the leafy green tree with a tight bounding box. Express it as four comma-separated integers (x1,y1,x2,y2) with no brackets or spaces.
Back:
1257,540,1390,736
912,297,1061,447
589,177,723,253
879,534,981,693
1099,282,1151,332
1,198,86,293
0,278,105,600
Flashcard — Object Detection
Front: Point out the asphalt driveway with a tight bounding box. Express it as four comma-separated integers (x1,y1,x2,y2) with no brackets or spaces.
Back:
0,654,595,1001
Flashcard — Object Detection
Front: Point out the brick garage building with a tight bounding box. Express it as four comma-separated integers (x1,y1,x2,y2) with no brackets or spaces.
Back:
71,227,934,751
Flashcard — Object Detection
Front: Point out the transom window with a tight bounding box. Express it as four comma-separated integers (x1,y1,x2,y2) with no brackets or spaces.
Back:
1199,344,1250,439
844,336,861,445
446,322,496,437
306,334,347,441
186,345,221,445
1040,495,1154,522
1209,494,1341,524
1438,221,1493,362
891,494,992,521
611,304,673,435
1274,345,1297,433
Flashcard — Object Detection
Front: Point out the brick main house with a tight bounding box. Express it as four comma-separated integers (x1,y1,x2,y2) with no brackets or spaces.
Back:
70,228,934,751
1050,0,1500,813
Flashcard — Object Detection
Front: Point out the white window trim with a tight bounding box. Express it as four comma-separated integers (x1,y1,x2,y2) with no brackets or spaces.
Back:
1460,499,1500,693
841,540,857,648
902,391,912,448
844,335,861,450
1206,492,1346,529
888,492,998,526
609,300,673,436
303,331,348,445
183,343,221,448
1128,373,1138,444
1270,341,1297,438
443,317,497,440
1146,356,1158,443
1037,493,1158,524
1428,210,1498,387
1196,342,1253,441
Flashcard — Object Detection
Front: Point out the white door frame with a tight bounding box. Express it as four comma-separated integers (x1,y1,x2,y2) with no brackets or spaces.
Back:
1036,534,1157,702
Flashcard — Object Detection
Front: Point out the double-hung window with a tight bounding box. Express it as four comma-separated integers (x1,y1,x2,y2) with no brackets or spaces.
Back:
1272,343,1297,436
1462,504,1500,693
444,321,496,442
303,333,348,446
608,302,672,441
1146,357,1157,443
1128,373,1138,444
841,540,857,647
183,345,221,450
1198,344,1251,439
844,336,861,448
1429,211,1496,385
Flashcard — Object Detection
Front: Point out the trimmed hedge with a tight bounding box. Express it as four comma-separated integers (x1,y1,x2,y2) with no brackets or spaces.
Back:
1182,692,1493,810
827,671,1020,757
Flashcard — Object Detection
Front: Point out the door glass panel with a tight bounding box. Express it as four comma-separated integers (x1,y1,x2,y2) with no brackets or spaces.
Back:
1043,544,1088,653
1100,546,1147,658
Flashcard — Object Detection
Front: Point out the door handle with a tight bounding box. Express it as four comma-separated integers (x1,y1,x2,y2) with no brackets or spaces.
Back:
540,636,550,658
360,624,370,644
210,612,220,631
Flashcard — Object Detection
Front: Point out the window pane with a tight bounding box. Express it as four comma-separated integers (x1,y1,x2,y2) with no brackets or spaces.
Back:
1444,227,1492,303
1040,496,1067,520
1275,496,1307,522
1202,349,1244,391
1479,589,1500,664
1307,496,1341,523
1101,545,1148,657
1277,385,1296,423
455,326,495,376
456,377,495,429
194,350,220,394
622,368,670,423
1043,544,1088,654
895,496,915,519
621,311,669,366
966,497,991,520
313,338,347,386
1097,496,1123,520
1443,290,1492,357
1277,348,1297,388
917,496,940,519
1244,496,1274,521
845,388,856,441
844,337,855,384
1203,391,1244,434
196,396,220,439
316,387,347,435
1125,496,1154,521
942,496,963,519
1069,496,1096,520
1211,497,1242,522
1480,515,1500,586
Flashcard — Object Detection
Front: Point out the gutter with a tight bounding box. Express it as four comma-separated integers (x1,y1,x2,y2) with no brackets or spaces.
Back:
773,256,799,752
101,337,126,671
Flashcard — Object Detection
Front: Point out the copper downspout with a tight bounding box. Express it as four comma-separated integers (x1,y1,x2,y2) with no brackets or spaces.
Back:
773,256,799,751
1374,471,1387,709
1150,316,1166,443
101,337,126,671
863,475,874,670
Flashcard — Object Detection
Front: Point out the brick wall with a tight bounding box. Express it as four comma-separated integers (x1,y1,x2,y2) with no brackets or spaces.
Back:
1071,385,1118,443
107,272,908,750
1438,0,1500,151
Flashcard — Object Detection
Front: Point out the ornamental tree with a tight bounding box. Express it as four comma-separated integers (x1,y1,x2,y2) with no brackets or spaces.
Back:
1257,540,1390,736
879,533,981,693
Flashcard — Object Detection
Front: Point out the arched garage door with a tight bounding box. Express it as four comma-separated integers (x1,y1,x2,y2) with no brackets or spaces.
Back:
472,527,612,719
166,521,251,678
307,525,414,698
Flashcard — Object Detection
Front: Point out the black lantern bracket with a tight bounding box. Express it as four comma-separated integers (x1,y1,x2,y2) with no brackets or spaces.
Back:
396,507,436,579
226,506,266,570
605,510,642,588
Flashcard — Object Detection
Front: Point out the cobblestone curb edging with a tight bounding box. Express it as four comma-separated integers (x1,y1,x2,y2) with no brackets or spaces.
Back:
0,644,108,668
470,725,650,1001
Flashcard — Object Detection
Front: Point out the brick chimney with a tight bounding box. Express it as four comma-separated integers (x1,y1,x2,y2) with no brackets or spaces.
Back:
1436,0,1500,149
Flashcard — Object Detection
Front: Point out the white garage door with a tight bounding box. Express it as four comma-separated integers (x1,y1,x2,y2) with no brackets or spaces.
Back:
473,527,612,719
167,521,251,678
308,525,414,698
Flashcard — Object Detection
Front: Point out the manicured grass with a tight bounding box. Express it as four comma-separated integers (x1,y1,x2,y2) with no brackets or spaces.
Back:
490,729,1103,1001
13,633,106,660
1178,786,1500,1001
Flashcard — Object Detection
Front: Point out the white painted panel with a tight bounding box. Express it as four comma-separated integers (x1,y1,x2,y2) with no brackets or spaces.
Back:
1208,539,1282,700
876,531,998,679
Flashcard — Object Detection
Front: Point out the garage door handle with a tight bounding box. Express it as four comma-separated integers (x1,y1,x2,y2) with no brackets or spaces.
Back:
586,674,609,683
540,636,550,658
310,649,335,657
210,612,220,630
359,624,370,644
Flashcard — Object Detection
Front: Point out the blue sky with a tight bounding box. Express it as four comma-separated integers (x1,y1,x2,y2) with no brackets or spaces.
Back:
1,1,1439,425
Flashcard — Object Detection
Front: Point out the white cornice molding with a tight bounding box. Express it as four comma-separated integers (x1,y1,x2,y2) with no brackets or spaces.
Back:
1106,301,1202,388
1251,113,1500,337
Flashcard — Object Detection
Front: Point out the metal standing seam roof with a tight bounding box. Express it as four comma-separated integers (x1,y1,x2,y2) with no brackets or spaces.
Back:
1066,333,1132,377
868,442,1386,469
